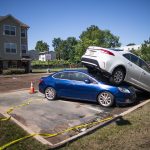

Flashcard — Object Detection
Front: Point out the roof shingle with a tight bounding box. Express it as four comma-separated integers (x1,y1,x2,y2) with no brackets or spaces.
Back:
0,14,29,28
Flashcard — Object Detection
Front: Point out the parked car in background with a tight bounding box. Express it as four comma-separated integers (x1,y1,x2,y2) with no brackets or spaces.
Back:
81,46,150,92
39,70,136,107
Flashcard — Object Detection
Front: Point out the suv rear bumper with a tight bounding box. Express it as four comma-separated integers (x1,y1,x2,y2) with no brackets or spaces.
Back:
81,57,111,77
81,57,100,69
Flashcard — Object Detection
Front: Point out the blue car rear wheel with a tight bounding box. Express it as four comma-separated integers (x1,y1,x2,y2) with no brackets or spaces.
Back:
97,91,114,107
45,87,56,100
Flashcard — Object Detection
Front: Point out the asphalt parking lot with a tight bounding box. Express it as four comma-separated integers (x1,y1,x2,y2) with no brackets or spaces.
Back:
0,90,113,144
0,74,150,147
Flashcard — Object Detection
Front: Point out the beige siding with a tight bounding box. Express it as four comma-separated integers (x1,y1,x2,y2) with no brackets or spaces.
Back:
0,16,28,60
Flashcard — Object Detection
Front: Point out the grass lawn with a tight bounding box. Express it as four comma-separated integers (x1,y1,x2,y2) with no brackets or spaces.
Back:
0,102,150,150
0,115,49,150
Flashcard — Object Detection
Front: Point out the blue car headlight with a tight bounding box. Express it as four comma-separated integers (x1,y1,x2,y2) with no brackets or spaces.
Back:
118,87,130,93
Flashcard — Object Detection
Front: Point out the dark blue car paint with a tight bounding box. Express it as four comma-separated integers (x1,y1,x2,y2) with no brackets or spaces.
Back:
39,70,136,105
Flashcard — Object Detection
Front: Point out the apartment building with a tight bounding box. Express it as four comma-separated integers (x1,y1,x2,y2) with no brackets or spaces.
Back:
0,14,31,73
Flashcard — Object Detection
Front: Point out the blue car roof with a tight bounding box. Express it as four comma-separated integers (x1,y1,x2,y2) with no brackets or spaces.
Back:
49,69,129,88
50,69,129,88
52,69,108,83
62,69,88,73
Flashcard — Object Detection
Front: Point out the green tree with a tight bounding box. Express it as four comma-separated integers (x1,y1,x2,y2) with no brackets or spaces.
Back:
52,37,78,61
52,25,121,63
80,25,103,46
74,25,121,62
140,38,150,61
52,38,63,60
74,41,85,62
79,25,121,48
35,40,49,52
131,38,150,61
102,30,121,48
65,37,78,62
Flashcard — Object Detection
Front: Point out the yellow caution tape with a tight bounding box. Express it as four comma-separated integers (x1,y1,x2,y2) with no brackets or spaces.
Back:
0,116,113,150
0,134,36,150
0,99,33,121
0,98,113,150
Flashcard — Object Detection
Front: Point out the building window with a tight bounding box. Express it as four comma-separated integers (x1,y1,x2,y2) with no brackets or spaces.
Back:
21,45,27,53
5,43,17,53
4,25,16,36
21,28,26,37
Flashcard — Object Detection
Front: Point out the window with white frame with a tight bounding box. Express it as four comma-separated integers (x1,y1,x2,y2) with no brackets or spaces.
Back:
4,25,16,35
21,44,27,53
21,28,26,37
5,43,17,53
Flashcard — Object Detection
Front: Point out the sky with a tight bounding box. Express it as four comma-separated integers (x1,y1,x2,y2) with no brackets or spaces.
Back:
0,0,150,50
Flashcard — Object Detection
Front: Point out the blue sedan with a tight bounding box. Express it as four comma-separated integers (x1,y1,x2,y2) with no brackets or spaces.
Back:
39,70,136,107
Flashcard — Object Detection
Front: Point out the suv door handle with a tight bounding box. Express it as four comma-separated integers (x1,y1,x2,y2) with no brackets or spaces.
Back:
128,62,132,66
142,71,146,75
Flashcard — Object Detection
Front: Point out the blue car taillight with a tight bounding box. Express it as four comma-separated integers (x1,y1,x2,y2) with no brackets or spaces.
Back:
39,79,43,84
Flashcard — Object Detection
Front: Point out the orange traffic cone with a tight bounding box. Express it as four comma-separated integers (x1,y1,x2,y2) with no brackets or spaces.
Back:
29,81,35,94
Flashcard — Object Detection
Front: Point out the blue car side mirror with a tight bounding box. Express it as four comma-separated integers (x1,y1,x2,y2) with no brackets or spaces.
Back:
84,79,91,84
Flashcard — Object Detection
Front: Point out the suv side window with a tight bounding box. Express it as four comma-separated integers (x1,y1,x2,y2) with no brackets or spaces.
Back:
130,54,140,66
123,53,131,61
139,59,150,73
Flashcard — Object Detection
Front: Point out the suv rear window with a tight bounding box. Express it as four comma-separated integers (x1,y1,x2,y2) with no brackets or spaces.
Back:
109,48,123,51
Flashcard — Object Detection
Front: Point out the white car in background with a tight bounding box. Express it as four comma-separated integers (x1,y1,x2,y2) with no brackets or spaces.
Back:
81,46,150,92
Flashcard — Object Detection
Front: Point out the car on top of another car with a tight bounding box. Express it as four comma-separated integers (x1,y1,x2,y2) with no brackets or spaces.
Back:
81,46,150,92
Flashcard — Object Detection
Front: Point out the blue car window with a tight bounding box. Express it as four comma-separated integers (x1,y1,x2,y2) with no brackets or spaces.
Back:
70,72,89,82
53,72,62,79
61,72,69,79
53,72,70,79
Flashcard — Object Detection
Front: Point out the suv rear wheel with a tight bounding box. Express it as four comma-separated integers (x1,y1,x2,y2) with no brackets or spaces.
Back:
110,67,125,85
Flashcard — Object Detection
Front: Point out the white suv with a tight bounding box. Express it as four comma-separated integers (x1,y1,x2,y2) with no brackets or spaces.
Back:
81,46,150,92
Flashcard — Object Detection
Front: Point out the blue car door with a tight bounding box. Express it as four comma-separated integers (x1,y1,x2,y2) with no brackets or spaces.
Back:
68,72,100,101
55,79,75,98
54,72,75,98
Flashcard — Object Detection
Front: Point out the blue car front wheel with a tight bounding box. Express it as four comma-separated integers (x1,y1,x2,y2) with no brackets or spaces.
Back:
97,91,114,107
45,87,56,100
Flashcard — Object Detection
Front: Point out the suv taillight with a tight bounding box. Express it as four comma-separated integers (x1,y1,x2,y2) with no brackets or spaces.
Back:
100,49,115,56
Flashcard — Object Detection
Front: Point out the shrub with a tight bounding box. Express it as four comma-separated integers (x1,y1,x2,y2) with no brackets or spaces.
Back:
31,60,81,69
2,68,25,75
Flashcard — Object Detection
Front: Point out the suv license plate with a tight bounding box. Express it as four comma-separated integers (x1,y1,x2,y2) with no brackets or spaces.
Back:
90,51,95,56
